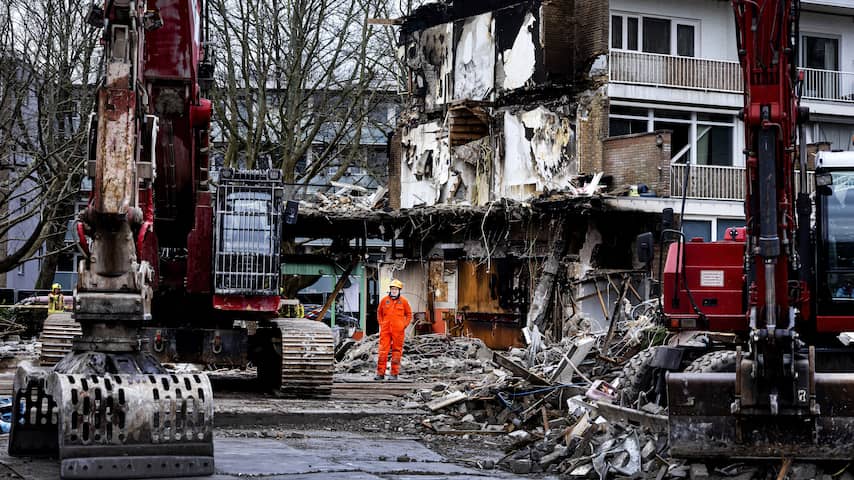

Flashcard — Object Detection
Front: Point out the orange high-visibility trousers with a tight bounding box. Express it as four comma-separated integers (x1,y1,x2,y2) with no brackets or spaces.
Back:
376,295,412,376
377,323,406,376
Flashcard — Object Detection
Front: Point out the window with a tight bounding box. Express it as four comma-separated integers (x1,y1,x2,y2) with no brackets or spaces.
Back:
643,18,671,54
57,253,76,273
611,13,697,57
696,125,734,166
17,263,24,276
803,36,838,70
627,18,638,51
717,219,744,241
608,105,737,165
683,220,711,242
220,192,274,255
609,118,648,136
677,24,695,57
802,35,840,100
611,16,623,49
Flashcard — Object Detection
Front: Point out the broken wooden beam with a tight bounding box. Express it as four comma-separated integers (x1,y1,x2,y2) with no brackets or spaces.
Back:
426,391,467,411
492,352,551,386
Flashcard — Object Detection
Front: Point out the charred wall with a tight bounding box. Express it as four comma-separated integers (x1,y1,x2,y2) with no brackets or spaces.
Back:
397,0,611,209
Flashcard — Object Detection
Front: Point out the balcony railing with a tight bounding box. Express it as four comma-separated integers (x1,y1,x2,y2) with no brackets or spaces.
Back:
670,163,814,201
610,50,743,93
801,67,854,103
611,51,854,103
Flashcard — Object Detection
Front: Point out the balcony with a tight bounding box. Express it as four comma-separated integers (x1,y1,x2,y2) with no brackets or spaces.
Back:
801,68,854,103
670,163,814,201
610,51,854,103
610,51,742,93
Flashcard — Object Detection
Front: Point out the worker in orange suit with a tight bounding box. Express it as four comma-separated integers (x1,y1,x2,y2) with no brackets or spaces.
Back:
375,279,412,381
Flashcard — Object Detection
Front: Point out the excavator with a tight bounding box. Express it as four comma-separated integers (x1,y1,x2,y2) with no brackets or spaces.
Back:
653,0,854,459
8,1,333,478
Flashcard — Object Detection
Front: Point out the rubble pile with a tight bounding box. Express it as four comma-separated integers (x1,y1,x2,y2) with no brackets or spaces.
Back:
299,183,388,214
0,338,37,361
336,333,493,377
370,297,698,476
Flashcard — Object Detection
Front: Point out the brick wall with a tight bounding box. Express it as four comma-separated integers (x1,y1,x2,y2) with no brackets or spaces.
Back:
389,131,402,210
574,0,609,66
603,130,672,196
540,0,576,81
576,88,608,174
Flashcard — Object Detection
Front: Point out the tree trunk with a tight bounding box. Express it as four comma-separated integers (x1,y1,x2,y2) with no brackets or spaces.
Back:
34,219,66,290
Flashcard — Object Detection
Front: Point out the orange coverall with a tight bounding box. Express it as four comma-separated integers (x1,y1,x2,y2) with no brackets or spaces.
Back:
376,295,412,376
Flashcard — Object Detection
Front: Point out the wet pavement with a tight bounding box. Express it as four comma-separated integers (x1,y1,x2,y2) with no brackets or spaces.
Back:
0,429,534,479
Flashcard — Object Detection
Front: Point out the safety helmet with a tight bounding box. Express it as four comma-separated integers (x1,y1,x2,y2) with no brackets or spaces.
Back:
52,283,62,290
389,279,404,290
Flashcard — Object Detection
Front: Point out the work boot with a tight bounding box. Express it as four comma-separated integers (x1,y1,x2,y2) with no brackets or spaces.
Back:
388,375,399,381
374,374,385,381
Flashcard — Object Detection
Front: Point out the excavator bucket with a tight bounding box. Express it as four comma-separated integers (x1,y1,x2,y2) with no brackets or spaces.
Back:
9,363,215,479
667,371,854,459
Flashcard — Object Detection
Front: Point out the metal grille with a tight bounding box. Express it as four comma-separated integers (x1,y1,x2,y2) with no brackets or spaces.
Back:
213,171,282,296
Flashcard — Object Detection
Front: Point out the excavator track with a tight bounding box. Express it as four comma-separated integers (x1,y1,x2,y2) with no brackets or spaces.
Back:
39,313,81,367
275,318,334,397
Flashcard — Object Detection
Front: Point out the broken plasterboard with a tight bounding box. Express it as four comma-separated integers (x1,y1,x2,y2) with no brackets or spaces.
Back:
454,12,495,102
501,13,536,91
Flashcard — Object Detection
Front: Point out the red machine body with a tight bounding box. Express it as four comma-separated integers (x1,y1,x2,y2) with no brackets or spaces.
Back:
662,240,745,332
663,0,854,460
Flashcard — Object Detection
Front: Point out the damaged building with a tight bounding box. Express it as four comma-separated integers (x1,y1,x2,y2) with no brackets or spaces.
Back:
393,0,611,208
300,0,854,350
371,0,662,348
297,0,664,349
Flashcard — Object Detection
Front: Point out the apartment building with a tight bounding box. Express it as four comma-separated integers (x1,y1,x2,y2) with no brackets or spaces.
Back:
608,0,854,239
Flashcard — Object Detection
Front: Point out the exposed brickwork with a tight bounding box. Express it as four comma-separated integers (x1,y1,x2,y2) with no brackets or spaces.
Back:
576,88,609,174
574,0,609,66
603,130,672,196
540,0,576,81
388,131,402,210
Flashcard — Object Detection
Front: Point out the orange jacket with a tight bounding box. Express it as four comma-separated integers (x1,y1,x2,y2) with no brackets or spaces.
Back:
377,295,412,330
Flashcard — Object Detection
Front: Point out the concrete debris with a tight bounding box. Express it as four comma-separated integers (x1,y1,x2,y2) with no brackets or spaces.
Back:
336,333,492,376
299,185,388,214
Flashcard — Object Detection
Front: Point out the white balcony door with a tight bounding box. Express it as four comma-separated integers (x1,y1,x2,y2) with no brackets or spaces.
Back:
802,35,840,99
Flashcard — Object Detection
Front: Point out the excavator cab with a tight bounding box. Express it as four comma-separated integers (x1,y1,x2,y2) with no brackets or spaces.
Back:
814,152,854,329
212,168,283,310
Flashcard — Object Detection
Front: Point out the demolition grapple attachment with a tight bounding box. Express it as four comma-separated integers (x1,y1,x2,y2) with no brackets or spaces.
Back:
10,363,214,479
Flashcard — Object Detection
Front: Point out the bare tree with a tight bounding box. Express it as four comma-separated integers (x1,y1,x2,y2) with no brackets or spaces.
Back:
209,0,398,185
0,0,98,287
